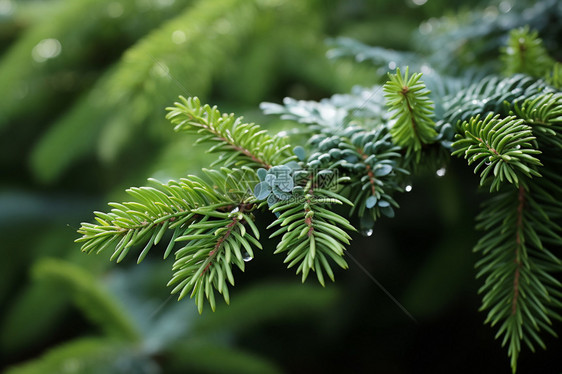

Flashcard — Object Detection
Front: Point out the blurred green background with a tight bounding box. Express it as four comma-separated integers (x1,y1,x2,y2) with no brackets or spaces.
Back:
1,0,561,373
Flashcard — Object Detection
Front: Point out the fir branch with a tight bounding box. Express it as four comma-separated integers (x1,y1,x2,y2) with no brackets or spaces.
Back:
502,26,555,78
76,168,255,261
260,85,386,131
307,126,406,229
77,176,215,263
414,0,562,75
442,74,556,125
348,128,405,221
452,113,542,192
454,80,562,373
166,96,295,169
326,36,421,72
169,203,262,313
268,173,355,285
77,167,259,312
474,186,562,374
383,67,437,160
511,92,562,149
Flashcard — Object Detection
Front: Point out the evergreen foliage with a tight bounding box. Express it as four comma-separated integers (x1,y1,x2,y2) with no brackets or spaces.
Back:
77,16,562,369
383,67,437,157
7,0,336,183
2,0,562,372
77,5,562,371
451,113,542,192
77,98,356,312
502,26,555,79
166,97,295,169
412,0,562,74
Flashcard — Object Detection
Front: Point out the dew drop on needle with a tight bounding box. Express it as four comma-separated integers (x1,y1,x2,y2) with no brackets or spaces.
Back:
361,228,373,237
242,251,253,262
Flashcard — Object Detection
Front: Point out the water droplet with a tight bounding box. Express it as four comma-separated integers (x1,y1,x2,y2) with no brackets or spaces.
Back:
388,61,397,70
436,167,446,177
405,184,413,192
411,0,427,5
515,145,521,149
230,207,239,214
485,161,491,166
32,38,62,63
361,228,373,237
242,251,253,262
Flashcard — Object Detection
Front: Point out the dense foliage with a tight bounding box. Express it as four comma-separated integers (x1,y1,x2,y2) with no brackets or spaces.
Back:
2,0,562,373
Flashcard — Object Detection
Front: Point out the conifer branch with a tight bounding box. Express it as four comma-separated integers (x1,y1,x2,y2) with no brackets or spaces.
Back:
383,67,437,159
72,17,562,371
443,74,557,126
502,26,555,79
459,88,562,374
452,113,542,191
166,96,295,169
169,203,262,313
511,92,562,149
77,93,363,312
474,185,562,374
267,172,354,285
77,168,260,312
260,85,387,131
306,126,406,229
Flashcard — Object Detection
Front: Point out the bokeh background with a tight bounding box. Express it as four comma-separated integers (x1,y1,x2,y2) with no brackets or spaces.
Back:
1,0,561,373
